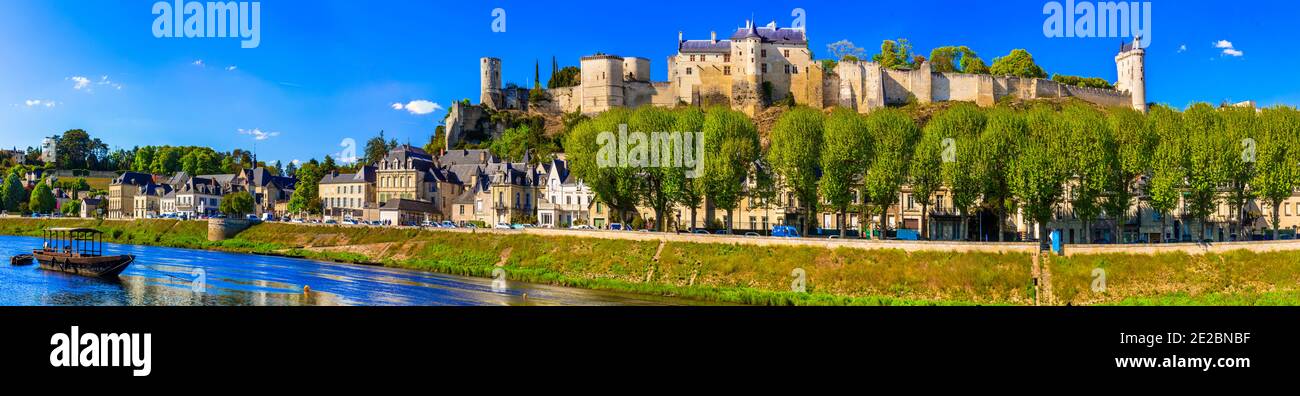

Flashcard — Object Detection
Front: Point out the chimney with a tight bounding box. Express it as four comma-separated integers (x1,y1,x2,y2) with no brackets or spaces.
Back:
710,31,716,42
678,31,683,42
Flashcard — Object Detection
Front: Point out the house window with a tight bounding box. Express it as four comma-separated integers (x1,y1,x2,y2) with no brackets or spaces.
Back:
685,67,692,75
724,54,731,62
761,63,767,73
784,49,790,57
723,66,731,76
784,64,790,74
761,49,767,58
689,55,695,62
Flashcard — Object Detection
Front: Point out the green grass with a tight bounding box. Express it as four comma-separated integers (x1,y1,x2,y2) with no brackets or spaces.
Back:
6,218,1300,306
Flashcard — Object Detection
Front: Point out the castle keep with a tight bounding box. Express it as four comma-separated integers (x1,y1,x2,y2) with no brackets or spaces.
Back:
450,19,1146,148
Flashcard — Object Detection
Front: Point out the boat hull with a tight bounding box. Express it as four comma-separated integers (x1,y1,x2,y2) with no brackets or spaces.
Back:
10,254,33,266
33,252,134,278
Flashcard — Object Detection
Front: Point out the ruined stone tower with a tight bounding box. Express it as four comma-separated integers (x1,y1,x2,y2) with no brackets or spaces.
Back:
480,57,502,110
1114,36,1147,112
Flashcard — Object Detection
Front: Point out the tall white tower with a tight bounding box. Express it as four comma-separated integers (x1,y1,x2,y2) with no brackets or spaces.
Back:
40,137,57,164
480,57,503,110
1114,36,1147,112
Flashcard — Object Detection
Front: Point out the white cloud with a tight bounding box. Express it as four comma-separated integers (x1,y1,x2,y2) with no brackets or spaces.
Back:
192,59,205,67
97,75,123,90
23,99,57,108
69,76,91,90
1177,44,1187,53
238,128,281,141
393,99,442,115
226,65,237,71
1213,40,1244,57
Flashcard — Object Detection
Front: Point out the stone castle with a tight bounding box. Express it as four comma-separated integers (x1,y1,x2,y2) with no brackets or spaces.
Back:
449,19,1146,148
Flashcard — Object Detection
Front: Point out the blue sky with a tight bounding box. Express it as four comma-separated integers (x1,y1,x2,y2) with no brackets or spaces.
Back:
2,0,1296,166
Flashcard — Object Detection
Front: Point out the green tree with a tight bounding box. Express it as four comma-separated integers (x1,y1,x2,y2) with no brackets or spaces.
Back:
1220,105,1259,239
819,108,872,238
1253,106,1300,240
132,146,156,172
1,173,24,212
910,120,945,240
61,200,81,217
55,129,100,169
1105,108,1156,243
701,106,761,230
671,106,707,231
627,106,681,232
1062,104,1116,244
565,108,640,225
151,147,181,175
29,182,56,214
979,108,1025,241
934,104,987,241
363,130,391,165
287,159,323,216
547,66,581,89
863,109,920,239
767,107,824,234
1183,103,1230,241
220,190,257,217
929,46,988,74
989,49,1047,78
1147,105,1187,242
1008,106,1070,249
872,39,915,70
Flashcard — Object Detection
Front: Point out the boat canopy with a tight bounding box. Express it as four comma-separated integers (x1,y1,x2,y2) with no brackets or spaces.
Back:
45,227,103,234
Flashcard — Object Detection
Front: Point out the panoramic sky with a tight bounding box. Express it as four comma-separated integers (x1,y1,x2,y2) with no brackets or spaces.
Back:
1,0,1295,166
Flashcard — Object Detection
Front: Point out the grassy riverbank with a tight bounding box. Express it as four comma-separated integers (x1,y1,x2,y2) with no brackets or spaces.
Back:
4,218,1299,305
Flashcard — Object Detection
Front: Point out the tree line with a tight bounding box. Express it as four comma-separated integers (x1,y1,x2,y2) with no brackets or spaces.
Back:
565,101,1300,242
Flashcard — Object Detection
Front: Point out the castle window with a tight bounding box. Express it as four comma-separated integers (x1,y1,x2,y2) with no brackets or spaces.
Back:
761,49,767,58
689,55,695,62
784,49,790,57
784,64,790,74
724,54,731,62
761,63,767,73
723,66,731,76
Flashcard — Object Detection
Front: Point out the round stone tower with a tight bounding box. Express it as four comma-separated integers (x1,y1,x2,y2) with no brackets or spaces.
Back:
623,57,651,82
580,54,625,113
1114,36,1146,113
480,57,503,110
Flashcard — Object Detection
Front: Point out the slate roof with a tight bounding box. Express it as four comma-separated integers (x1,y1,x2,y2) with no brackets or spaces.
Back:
379,198,436,213
112,172,154,187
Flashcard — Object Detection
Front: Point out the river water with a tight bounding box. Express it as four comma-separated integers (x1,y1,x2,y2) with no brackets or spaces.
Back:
0,235,702,306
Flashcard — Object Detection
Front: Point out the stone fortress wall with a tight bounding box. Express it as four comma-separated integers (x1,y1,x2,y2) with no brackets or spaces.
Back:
449,20,1146,149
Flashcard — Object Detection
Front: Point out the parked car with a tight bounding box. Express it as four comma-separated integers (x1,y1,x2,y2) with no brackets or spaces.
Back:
771,225,800,238
510,224,526,229
744,232,760,237
691,229,710,235
569,224,594,230
440,221,457,228
494,222,512,229
714,229,732,235
462,223,478,229
609,223,625,231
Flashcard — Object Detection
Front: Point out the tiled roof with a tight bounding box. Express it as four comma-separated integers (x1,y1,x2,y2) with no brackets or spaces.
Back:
112,172,153,186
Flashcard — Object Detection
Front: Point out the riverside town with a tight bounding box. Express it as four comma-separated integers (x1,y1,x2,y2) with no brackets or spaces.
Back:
3,0,1299,382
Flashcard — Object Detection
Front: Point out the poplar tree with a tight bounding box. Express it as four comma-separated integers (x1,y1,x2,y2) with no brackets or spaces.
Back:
819,108,872,238
1253,106,1300,240
863,109,919,239
767,107,824,234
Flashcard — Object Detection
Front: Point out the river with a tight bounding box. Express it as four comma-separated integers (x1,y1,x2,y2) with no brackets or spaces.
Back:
0,235,704,306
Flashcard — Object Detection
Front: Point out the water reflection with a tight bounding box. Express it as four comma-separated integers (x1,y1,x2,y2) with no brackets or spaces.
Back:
0,235,706,306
